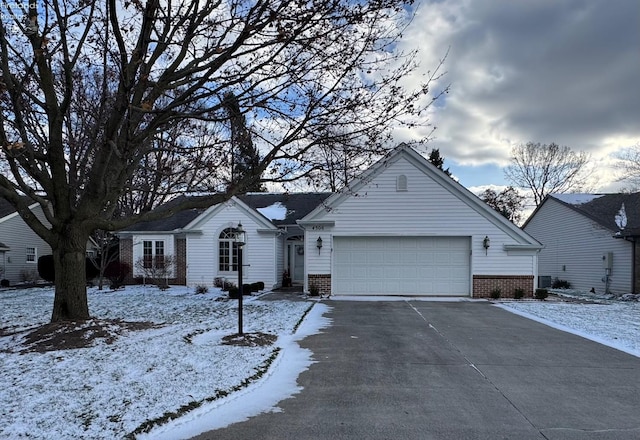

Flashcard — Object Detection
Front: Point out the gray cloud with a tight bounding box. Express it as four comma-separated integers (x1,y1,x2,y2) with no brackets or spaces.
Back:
400,0,640,183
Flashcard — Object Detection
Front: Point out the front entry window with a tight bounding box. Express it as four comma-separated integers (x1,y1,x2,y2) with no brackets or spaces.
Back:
219,228,239,272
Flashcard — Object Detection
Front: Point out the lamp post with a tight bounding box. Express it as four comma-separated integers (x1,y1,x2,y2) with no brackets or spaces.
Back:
235,223,246,336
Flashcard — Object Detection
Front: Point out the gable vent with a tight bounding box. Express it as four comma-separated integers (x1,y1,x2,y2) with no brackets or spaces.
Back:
396,175,408,191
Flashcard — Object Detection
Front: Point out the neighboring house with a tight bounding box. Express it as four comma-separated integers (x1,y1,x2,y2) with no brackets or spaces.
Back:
0,198,52,285
119,145,542,297
523,193,640,295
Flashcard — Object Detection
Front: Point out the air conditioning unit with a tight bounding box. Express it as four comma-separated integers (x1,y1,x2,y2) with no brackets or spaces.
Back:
538,276,552,288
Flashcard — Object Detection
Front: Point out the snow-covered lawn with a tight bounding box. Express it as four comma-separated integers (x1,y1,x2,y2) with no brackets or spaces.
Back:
2,287,639,440
497,295,640,357
0,285,320,440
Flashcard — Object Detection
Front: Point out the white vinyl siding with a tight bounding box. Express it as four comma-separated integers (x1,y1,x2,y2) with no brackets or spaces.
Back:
186,202,279,288
333,236,470,296
524,197,633,294
307,156,537,281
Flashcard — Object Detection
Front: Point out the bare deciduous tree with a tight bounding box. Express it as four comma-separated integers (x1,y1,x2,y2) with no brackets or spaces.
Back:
615,143,640,190
0,0,445,321
504,142,592,206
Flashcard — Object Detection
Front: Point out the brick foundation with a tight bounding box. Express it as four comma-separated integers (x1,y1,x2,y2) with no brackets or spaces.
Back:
473,275,534,298
308,274,331,296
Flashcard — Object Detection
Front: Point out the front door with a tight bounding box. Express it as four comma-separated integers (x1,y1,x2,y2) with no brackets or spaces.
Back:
286,239,305,285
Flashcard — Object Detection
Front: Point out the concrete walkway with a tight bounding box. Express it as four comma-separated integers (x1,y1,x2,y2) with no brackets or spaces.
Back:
191,301,640,440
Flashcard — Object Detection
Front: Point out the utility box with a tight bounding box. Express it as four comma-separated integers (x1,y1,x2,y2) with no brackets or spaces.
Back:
602,252,613,269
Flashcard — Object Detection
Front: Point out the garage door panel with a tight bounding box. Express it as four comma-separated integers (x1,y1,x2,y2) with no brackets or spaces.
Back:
333,237,470,296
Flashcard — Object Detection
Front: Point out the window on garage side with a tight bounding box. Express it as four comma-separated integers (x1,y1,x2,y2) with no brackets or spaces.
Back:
219,228,239,272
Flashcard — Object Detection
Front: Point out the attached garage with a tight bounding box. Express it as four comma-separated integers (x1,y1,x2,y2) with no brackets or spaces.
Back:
300,145,541,298
333,236,470,296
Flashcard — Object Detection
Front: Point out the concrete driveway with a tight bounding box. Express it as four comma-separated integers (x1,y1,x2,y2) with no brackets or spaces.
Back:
192,301,640,440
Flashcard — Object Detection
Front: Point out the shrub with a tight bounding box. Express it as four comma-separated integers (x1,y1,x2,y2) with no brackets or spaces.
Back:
535,288,549,300
1,279,9,287
228,287,240,299
513,288,525,299
220,281,236,292
195,284,209,294
309,284,320,297
37,255,102,283
20,269,39,284
104,261,130,289
242,284,252,295
250,281,265,292
552,278,572,289
490,288,501,299
37,255,55,282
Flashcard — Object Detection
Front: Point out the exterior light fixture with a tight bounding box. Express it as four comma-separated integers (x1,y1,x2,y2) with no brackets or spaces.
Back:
316,236,323,254
482,236,490,255
235,223,246,335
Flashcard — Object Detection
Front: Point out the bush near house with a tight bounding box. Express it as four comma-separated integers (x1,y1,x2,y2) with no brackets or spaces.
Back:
535,288,549,300
104,261,131,290
552,278,572,289
490,288,501,299
513,288,525,299
37,255,100,283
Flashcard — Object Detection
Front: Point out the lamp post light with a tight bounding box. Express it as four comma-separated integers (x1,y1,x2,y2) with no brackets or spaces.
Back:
235,222,246,336
316,236,323,255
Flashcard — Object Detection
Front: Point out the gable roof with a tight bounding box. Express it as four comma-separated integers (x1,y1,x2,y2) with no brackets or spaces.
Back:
539,193,640,237
239,193,331,226
123,193,332,232
301,144,541,248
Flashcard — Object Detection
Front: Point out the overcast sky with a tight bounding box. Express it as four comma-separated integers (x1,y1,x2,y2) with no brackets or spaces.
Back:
395,0,639,193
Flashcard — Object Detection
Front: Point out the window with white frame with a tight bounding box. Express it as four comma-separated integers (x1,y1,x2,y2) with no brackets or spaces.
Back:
26,246,36,263
219,228,239,272
142,240,165,269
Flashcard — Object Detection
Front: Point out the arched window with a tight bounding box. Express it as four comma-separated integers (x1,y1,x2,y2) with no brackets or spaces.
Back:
219,228,239,272
396,174,408,191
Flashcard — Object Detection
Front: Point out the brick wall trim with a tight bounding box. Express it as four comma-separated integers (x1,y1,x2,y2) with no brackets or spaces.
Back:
308,274,331,296
473,275,534,298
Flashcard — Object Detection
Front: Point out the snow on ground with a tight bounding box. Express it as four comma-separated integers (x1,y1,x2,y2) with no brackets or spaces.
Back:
0,285,322,440
497,294,640,358
2,287,640,439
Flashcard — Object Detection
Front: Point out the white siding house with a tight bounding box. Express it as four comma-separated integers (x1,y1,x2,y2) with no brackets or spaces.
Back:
0,199,52,285
118,194,331,289
118,145,543,297
300,145,541,297
523,194,640,295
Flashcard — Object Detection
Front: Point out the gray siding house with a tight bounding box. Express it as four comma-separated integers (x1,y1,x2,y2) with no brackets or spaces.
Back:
0,198,52,285
523,193,640,295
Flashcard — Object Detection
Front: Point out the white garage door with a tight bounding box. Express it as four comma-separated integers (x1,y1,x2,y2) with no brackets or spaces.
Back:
333,236,470,296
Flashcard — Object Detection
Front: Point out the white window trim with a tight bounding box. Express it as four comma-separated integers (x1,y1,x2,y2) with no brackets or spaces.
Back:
26,246,37,263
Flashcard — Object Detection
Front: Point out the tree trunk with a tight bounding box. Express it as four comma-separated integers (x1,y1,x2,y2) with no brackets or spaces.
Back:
51,233,90,322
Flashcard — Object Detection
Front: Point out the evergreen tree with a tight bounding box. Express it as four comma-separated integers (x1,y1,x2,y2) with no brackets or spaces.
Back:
428,148,452,176
223,92,265,192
